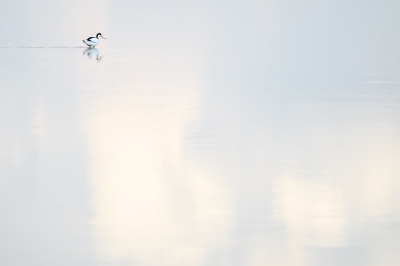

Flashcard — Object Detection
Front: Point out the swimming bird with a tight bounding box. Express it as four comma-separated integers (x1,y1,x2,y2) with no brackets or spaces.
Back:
83,33,106,47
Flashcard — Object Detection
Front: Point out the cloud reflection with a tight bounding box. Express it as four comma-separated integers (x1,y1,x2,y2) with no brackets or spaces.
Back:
82,51,233,265
363,129,400,216
274,170,346,247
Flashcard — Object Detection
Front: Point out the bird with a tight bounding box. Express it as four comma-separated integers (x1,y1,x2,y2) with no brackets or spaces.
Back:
83,33,106,47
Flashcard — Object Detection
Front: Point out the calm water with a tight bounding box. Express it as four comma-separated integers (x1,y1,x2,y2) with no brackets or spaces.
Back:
1,1,400,265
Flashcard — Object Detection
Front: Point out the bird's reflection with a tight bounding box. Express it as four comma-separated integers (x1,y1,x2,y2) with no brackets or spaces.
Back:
83,47,101,61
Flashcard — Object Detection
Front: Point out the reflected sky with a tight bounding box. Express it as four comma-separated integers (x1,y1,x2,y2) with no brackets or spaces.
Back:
1,0,400,265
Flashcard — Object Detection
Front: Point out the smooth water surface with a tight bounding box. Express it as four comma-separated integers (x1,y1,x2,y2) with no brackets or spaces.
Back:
1,1,400,265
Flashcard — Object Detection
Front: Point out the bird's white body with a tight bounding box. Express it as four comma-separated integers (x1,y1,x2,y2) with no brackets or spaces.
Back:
83,37,100,47
83,33,106,47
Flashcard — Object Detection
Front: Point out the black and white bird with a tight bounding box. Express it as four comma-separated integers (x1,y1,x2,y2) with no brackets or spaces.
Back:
83,33,106,47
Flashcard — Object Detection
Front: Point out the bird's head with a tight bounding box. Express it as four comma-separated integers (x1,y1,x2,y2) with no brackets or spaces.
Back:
96,33,107,39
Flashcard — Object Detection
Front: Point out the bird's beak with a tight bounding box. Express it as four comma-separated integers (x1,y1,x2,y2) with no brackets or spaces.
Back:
101,36,107,40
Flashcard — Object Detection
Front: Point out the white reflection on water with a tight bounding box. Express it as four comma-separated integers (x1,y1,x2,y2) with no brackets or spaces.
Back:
83,48,102,61
81,49,234,264
274,173,345,247
364,133,399,216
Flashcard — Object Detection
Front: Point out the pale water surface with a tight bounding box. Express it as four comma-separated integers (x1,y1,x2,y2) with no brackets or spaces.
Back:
1,1,400,265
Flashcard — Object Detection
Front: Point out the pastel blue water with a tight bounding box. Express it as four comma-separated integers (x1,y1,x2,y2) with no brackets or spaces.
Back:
1,1,400,265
